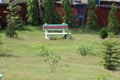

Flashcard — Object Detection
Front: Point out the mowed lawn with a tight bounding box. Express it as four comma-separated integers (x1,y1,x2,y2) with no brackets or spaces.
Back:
0,26,120,80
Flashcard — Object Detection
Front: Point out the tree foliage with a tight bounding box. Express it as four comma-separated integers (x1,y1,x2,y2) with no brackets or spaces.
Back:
26,0,39,25
86,0,97,30
6,3,23,38
107,3,119,34
43,0,61,24
62,0,75,28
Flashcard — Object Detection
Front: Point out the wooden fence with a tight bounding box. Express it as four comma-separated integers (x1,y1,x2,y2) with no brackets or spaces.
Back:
0,3,120,29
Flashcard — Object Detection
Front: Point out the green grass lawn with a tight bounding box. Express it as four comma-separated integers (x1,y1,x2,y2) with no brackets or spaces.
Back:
0,26,120,80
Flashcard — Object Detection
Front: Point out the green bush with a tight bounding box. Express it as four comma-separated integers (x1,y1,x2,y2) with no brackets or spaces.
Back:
99,28,108,39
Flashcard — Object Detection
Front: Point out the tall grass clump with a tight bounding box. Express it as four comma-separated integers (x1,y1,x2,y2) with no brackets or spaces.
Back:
0,35,13,57
44,51,61,73
96,71,111,80
38,46,61,72
78,44,91,56
39,46,51,57
0,35,2,53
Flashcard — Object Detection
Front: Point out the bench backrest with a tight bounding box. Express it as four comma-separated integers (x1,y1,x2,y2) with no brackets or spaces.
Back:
43,23,68,31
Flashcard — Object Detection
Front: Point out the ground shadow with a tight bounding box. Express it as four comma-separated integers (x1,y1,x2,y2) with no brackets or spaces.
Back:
17,26,33,31
0,52,18,57
69,27,102,35
69,28,81,34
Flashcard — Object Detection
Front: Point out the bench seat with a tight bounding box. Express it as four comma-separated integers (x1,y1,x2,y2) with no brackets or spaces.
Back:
46,33,71,35
45,33,71,39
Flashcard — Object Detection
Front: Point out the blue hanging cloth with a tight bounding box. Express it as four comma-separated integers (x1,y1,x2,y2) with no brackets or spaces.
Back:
95,0,100,5
74,4,87,26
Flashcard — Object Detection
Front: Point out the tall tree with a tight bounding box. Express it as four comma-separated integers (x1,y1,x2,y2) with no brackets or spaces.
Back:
43,0,61,24
62,0,75,28
86,0,97,30
26,0,39,25
107,3,119,34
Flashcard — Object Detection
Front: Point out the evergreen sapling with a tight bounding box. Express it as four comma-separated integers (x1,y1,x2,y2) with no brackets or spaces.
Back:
107,3,119,34
103,38,120,71
6,3,23,38
62,0,76,28
43,0,61,24
86,0,97,30
27,0,39,25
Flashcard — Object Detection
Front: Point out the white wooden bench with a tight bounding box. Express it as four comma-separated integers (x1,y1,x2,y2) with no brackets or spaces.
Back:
43,23,71,40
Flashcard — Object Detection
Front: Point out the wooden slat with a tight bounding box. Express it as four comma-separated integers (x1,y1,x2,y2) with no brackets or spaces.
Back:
46,33,71,36
43,26,68,29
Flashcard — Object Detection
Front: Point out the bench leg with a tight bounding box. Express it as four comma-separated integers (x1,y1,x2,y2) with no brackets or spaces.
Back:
64,34,72,39
47,36,50,40
64,35,68,39
45,34,47,39
45,34,50,40
0,77,2,80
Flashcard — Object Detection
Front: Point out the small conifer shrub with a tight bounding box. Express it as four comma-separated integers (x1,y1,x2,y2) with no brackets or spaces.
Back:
107,3,119,34
103,40,120,71
27,0,39,25
62,0,76,28
6,3,23,38
99,28,108,39
43,0,61,24
86,0,98,30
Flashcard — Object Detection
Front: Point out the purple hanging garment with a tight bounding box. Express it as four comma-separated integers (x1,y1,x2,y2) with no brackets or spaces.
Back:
0,0,3,3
